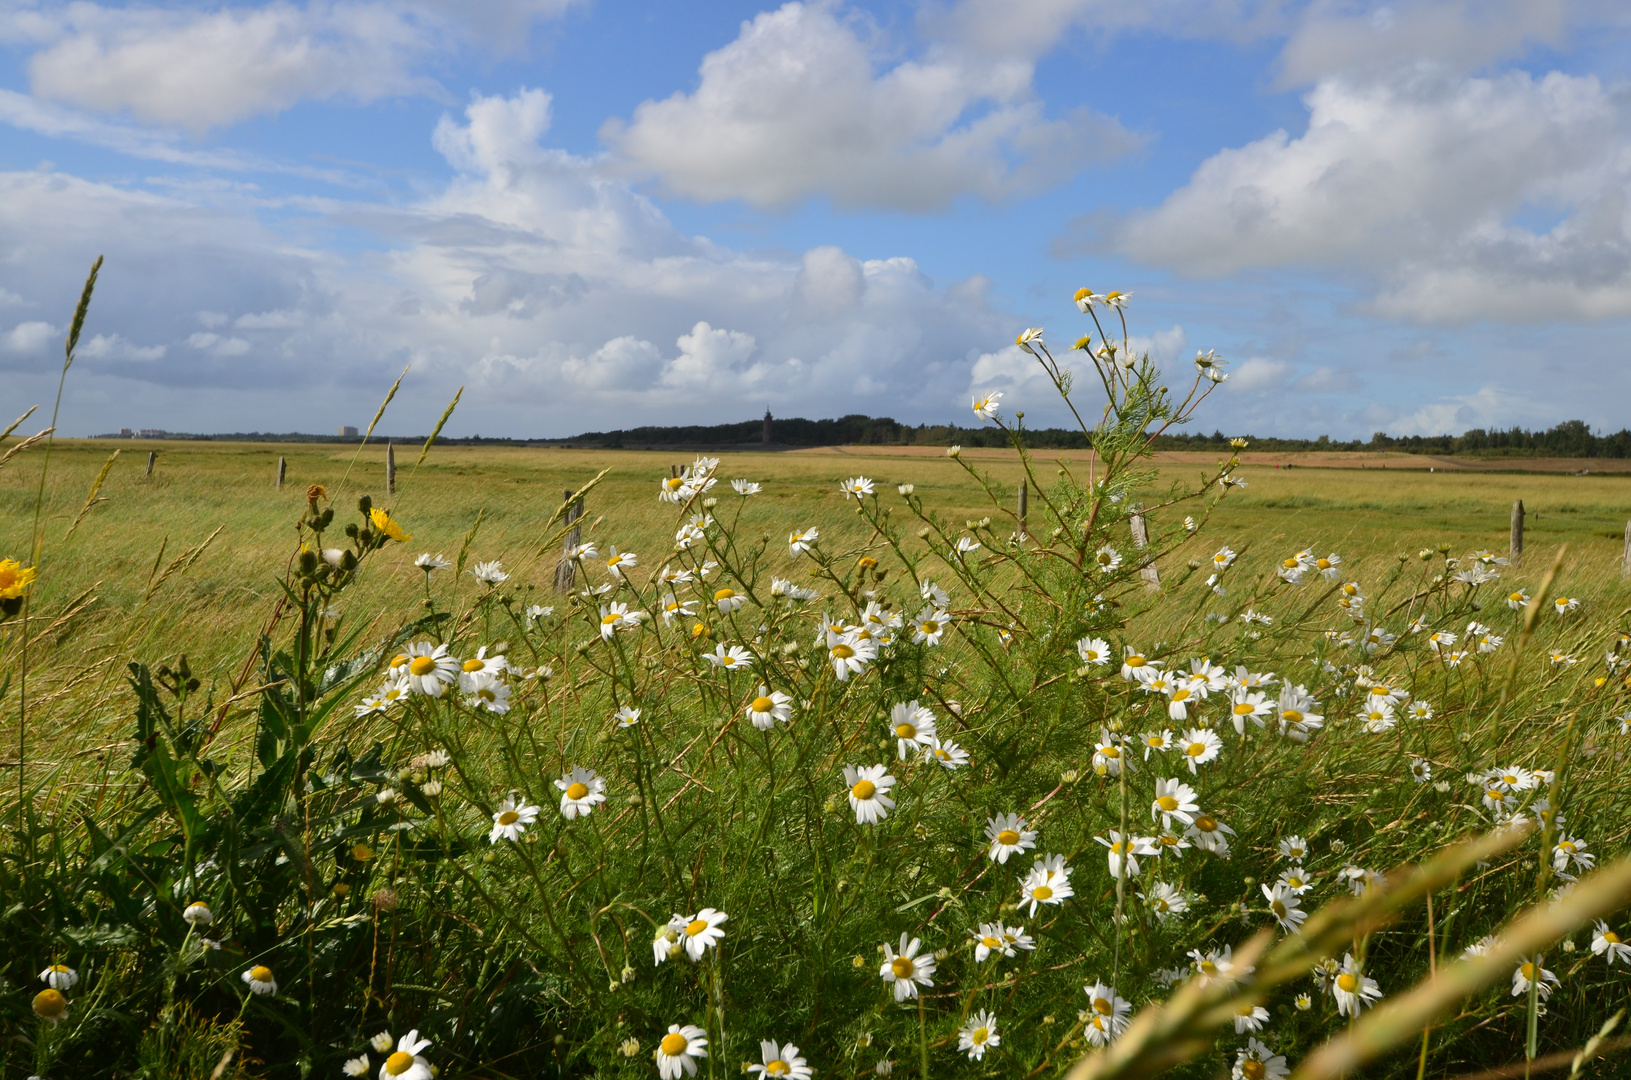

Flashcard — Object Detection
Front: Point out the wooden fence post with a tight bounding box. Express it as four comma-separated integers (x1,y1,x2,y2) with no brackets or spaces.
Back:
553,489,584,593
276,456,286,489
1016,479,1028,542
386,441,396,496
1622,520,1630,579
1510,499,1524,565
145,451,156,479
1129,508,1161,591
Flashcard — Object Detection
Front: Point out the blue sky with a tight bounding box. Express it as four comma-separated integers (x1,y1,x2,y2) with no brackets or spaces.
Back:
1,0,1628,440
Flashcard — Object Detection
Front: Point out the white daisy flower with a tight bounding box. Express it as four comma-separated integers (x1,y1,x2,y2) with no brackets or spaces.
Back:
1276,866,1313,895
1094,546,1122,573
972,391,1003,421
614,706,642,729
489,796,540,842
469,560,508,586
985,813,1037,864
1232,1001,1270,1034
1179,728,1222,773
1082,980,1130,1046
241,964,277,996
911,607,949,646
971,921,1033,961
1140,881,1189,921
1121,648,1160,681
747,1040,809,1080
464,675,511,714
1092,730,1133,776
656,1024,708,1079
745,687,793,729
1139,729,1174,758
378,1030,433,1080
1099,831,1158,877
1021,855,1075,915
672,908,727,961
38,965,77,990
844,765,896,825
712,587,747,614
955,536,982,554
183,901,213,925
705,643,753,670
1151,777,1200,827
1409,757,1432,783
924,738,969,769
888,701,937,757
371,1031,395,1053
827,631,877,681
555,768,606,820
1279,836,1309,861
1185,813,1235,857
414,553,451,574
1076,637,1112,666
841,476,875,500
394,642,460,697
879,933,936,1001
731,479,763,496
343,1054,370,1076
1232,1037,1289,1080
788,528,819,557
1510,957,1559,999
1332,953,1382,1016
958,1010,1000,1060
1592,921,1631,965
1263,882,1305,931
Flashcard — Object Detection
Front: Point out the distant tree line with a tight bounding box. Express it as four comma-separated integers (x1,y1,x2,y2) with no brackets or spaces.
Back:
551,415,1631,458
83,417,1631,457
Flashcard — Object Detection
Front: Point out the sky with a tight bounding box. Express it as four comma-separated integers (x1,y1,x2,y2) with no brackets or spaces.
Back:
1,0,1629,440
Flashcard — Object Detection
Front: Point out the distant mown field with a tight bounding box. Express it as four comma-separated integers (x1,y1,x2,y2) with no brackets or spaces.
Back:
4,438,1630,762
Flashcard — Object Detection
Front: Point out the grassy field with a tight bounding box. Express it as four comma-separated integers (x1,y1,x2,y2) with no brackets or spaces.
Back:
6,425,1631,1080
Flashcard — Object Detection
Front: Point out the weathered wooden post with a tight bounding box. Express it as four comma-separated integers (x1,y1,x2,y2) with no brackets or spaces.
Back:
553,489,584,593
1510,499,1524,565
145,450,156,479
1016,479,1028,542
1622,520,1631,579
276,456,286,489
386,441,396,495
1130,507,1160,591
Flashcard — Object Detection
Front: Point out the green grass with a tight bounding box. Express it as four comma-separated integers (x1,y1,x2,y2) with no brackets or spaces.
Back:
5,408,1631,1079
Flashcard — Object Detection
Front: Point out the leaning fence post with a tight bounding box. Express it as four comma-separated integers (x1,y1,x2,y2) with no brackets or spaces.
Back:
1129,507,1161,591
1622,520,1631,579
386,441,397,495
553,489,584,593
145,451,156,479
1510,499,1525,566
276,456,286,489
1016,479,1028,542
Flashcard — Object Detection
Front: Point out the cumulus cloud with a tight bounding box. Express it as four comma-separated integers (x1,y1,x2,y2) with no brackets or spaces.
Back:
603,1,1139,211
0,88,1023,434
1228,357,1289,392
4,320,56,354
18,0,584,133
1119,65,1631,322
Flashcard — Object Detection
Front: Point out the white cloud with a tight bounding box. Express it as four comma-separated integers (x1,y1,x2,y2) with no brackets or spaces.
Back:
187,332,252,357
603,1,1138,211
78,332,167,361
18,0,584,134
4,320,56,354
1228,356,1289,391
1120,66,1631,322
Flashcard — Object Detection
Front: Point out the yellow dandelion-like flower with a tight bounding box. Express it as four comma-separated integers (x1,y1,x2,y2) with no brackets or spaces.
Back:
369,507,411,542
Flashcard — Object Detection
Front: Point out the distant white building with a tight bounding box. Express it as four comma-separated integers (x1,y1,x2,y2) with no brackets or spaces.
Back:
339,425,359,437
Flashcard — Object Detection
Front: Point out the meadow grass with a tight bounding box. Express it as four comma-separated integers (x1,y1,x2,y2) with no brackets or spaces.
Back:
5,316,1631,1080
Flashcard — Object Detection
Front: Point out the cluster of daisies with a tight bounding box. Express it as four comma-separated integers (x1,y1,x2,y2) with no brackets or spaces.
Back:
356,634,515,717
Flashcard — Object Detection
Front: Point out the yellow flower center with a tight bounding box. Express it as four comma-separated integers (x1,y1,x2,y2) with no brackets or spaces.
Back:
1272,900,1287,917
665,477,684,491
1200,961,1218,975
895,723,916,739
996,829,1020,845
602,613,620,625
686,918,709,937
1560,841,1576,852
409,656,437,676
1156,796,1179,811
1186,742,1207,757
831,644,854,659
1521,962,1535,980
1171,689,1190,702
1193,815,1217,832
1146,736,1164,747
1126,656,1146,667
463,658,485,672
767,1061,790,1076
385,1051,414,1075
1337,973,1359,992
1031,885,1053,901
920,620,939,634
250,965,273,982
390,655,409,669
1605,931,1621,943
1282,558,1299,569
1242,1061,1267,1080
1487,789,1507,802
497,810,520,825
565,782,589,801
1287,876,1304,889
33,988,67,1018
891,956,916,978
1316,558,1332,570
715,588,735,601
751,696,774,712
1101,746,1120,758
1282,709,1302,723
1092,996,1113,1015
661,1033,689,1056
851,779,877,800
982,936,1002,948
